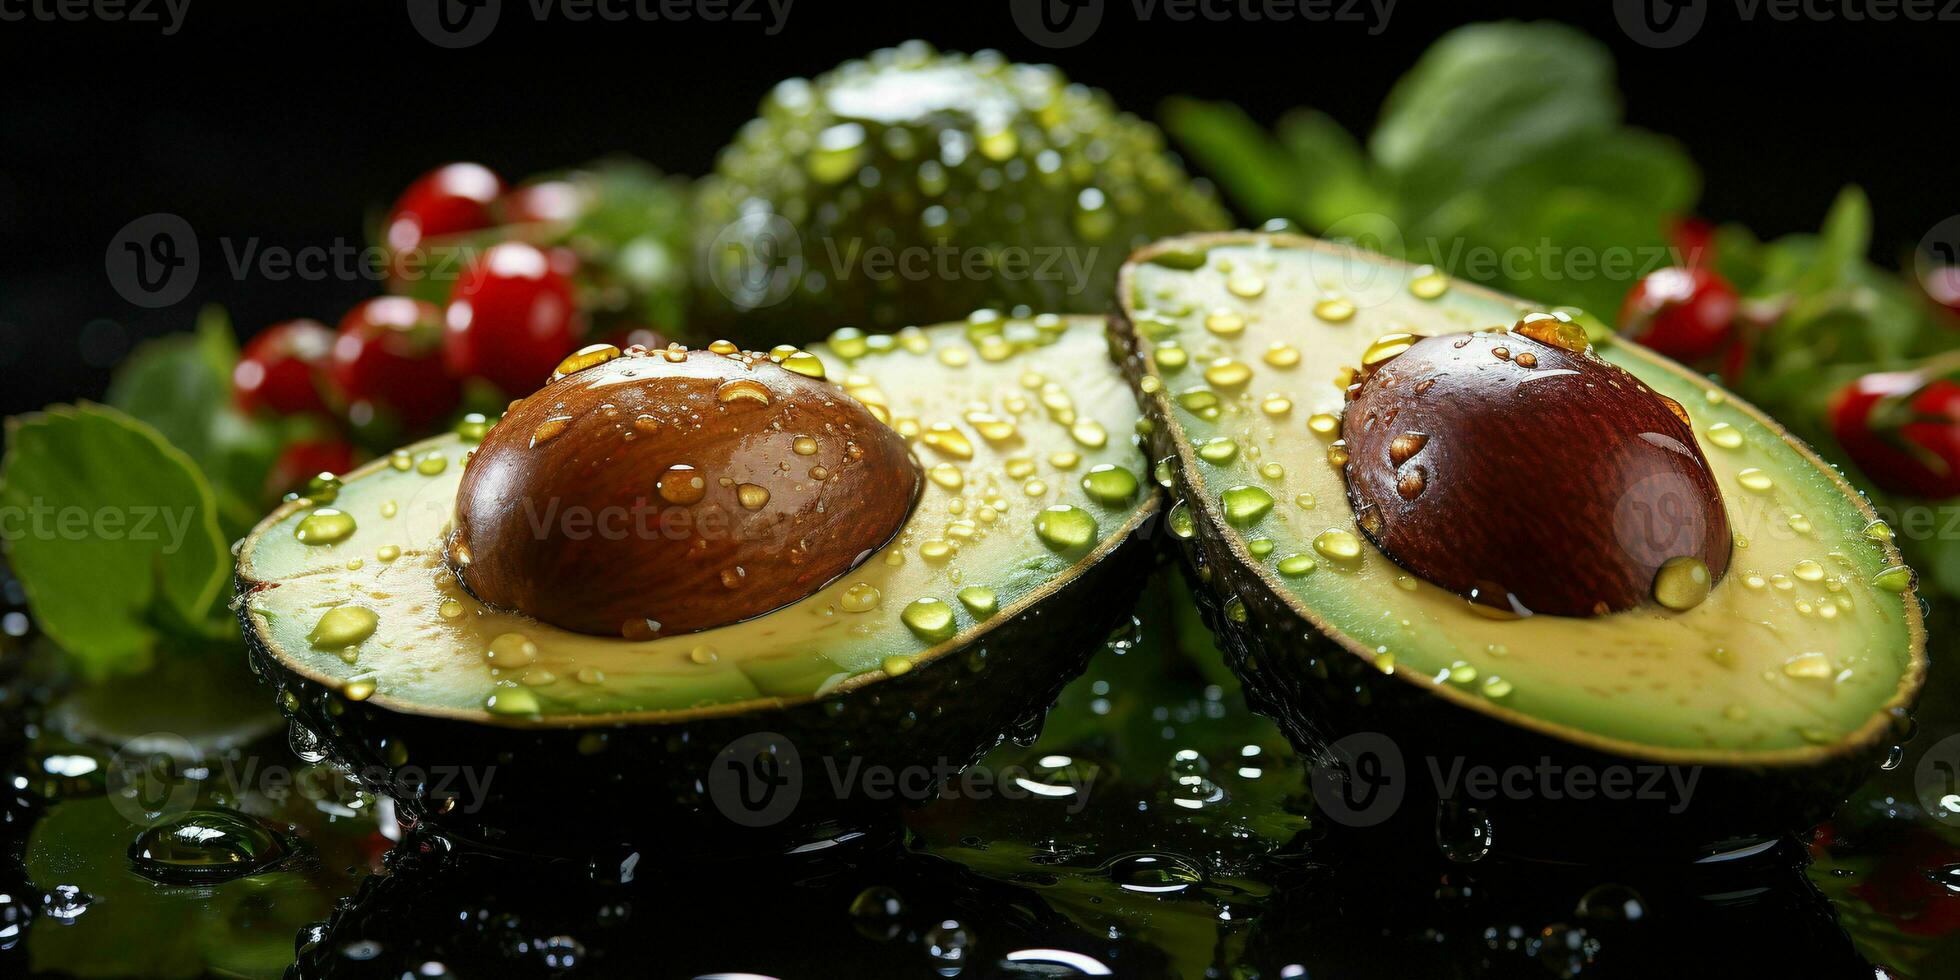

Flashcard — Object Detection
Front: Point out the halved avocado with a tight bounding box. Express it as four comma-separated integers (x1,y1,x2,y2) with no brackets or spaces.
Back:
1112,232,1925,856
236,314,1157,853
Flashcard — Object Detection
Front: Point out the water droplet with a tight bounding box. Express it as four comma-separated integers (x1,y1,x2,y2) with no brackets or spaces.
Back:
849,886,906,941
1204,359,1252,388
657,465,707,505
1361,332,1418,370
1313,296,1356,322
1203,309,1245,337
902,598,957,643
1783,651,1833,680
1264,342,1300,368
1168,501,1195,539
1220,485,1274,526
1652,556,1711,611
1276,553,1316,577
1228,273,1267,299
309,606,377,649
1197,437,1239,465
736,483,771,510
1307,412,1340,437
1481,675,1514,699
484,687,541,716
1069,419,1108,448
1081,465,1139,505
1106,852,1204,894
1035,505,1098,551
920,423,974,460
716,377,772,407
924,919,971,963
1793,559,1825,582
1313,528,1361,562
531,416,572,448
1435,799,1494,863
552,343,622,381
128,808,291,884
485,632,538,669
792,435,820,456
1705,422,1743,450
957,586,998,618
781,350,826,379
438,600,464,620
1874,564,1916,593
295,508,356,546
1409,265,1449,299
1514,311,1589,353
1736,468,1774,493
840,582,881,613
341,676,377,701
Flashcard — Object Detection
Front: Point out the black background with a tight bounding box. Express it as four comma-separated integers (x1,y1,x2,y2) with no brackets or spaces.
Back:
1,0,1952,416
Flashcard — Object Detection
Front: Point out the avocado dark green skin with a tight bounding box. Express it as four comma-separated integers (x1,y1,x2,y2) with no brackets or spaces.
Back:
236,501,1157,857
1109,241,1913,860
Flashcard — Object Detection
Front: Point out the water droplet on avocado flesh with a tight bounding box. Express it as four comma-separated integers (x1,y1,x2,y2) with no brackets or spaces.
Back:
1119,235,1921,754
235,316,1155,721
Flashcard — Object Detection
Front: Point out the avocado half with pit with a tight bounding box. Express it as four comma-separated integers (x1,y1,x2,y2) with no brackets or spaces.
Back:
1113,232,1925,857
235,314,1157,853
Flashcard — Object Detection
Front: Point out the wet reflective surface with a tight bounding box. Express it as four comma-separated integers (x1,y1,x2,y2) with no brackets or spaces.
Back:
1,569,1956,977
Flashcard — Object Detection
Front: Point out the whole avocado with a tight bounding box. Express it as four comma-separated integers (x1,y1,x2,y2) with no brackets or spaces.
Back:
693,42,1230,342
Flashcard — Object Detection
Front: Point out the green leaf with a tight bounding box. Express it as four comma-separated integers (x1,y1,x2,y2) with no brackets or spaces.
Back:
1273,108,1386,229
1160,97,1306,225
1371,21,1618,222
106,307,287,534
0,403,230,678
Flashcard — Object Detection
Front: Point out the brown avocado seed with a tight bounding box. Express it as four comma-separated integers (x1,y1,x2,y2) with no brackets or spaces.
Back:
1339,316,1730,617
447,343,921,638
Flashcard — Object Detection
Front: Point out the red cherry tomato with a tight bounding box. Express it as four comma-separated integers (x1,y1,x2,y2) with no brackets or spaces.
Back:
233,319,334,417
385,163,503,254
329,297,461,431
1669,216,1716,269
1922,265,1960,315
444,242,583,395
499,179,586,225
1830,372,1960,498
264,439,355,501
1619,266,1739,364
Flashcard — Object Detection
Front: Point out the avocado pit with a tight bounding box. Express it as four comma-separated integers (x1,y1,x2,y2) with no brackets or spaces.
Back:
447,342,921,638
1338,314,1731,617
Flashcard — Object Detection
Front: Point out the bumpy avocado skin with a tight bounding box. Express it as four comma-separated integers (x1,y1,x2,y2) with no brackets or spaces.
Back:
693,42,1229,343
1110,232,1917,859
237,499,1156,856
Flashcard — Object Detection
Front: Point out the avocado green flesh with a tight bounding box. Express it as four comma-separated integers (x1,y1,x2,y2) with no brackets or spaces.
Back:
238,316,1148,720
1128,240,1917,753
